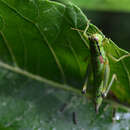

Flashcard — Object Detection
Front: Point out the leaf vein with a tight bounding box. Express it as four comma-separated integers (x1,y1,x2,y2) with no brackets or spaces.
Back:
35,23,66,84
0,61,80,95
1,0,66,83
0,31,18,66
67,40,82,77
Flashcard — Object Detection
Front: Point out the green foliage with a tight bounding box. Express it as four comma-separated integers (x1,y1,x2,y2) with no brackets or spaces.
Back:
0,0,89,87
0,0,130,129
61,0,130,12
0,69,130,129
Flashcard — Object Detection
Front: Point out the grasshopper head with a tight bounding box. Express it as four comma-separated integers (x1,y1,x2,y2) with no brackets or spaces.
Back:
91,33,103,45
95,95,103,114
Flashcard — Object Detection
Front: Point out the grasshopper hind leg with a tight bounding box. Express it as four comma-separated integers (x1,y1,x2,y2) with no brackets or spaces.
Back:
102,74,117,98
108,53,130,62
102,38,130,63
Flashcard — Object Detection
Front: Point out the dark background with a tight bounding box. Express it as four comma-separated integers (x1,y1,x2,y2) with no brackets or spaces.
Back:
85,10,130,51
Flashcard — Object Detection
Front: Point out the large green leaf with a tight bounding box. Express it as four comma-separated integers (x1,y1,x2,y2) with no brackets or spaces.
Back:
0,0,89,88
0,0,130,129
0,0,130,108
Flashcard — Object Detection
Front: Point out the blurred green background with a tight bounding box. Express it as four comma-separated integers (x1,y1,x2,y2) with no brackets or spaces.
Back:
52,0,130,51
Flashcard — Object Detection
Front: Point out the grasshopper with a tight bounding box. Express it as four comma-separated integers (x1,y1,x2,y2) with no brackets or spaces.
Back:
72,24,130,113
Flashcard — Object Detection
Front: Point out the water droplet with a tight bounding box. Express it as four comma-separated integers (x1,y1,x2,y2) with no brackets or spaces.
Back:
2,102,7,106
44,27,48,31
115,113,120,120
113,112,130,121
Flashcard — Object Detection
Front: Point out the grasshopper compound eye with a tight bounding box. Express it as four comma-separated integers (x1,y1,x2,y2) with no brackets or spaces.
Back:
92,33,103,42
93,36,99,42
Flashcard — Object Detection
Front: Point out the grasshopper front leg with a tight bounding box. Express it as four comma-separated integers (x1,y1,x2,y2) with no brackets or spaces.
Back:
71,23,90,49
71,22,90,36
83,23,90,38
82,63,91,94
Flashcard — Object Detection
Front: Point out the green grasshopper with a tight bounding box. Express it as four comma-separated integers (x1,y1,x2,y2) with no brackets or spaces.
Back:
72,24,130,113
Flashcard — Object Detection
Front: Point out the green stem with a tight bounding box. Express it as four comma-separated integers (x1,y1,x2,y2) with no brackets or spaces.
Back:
0,61,82,95
0,61,130,112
